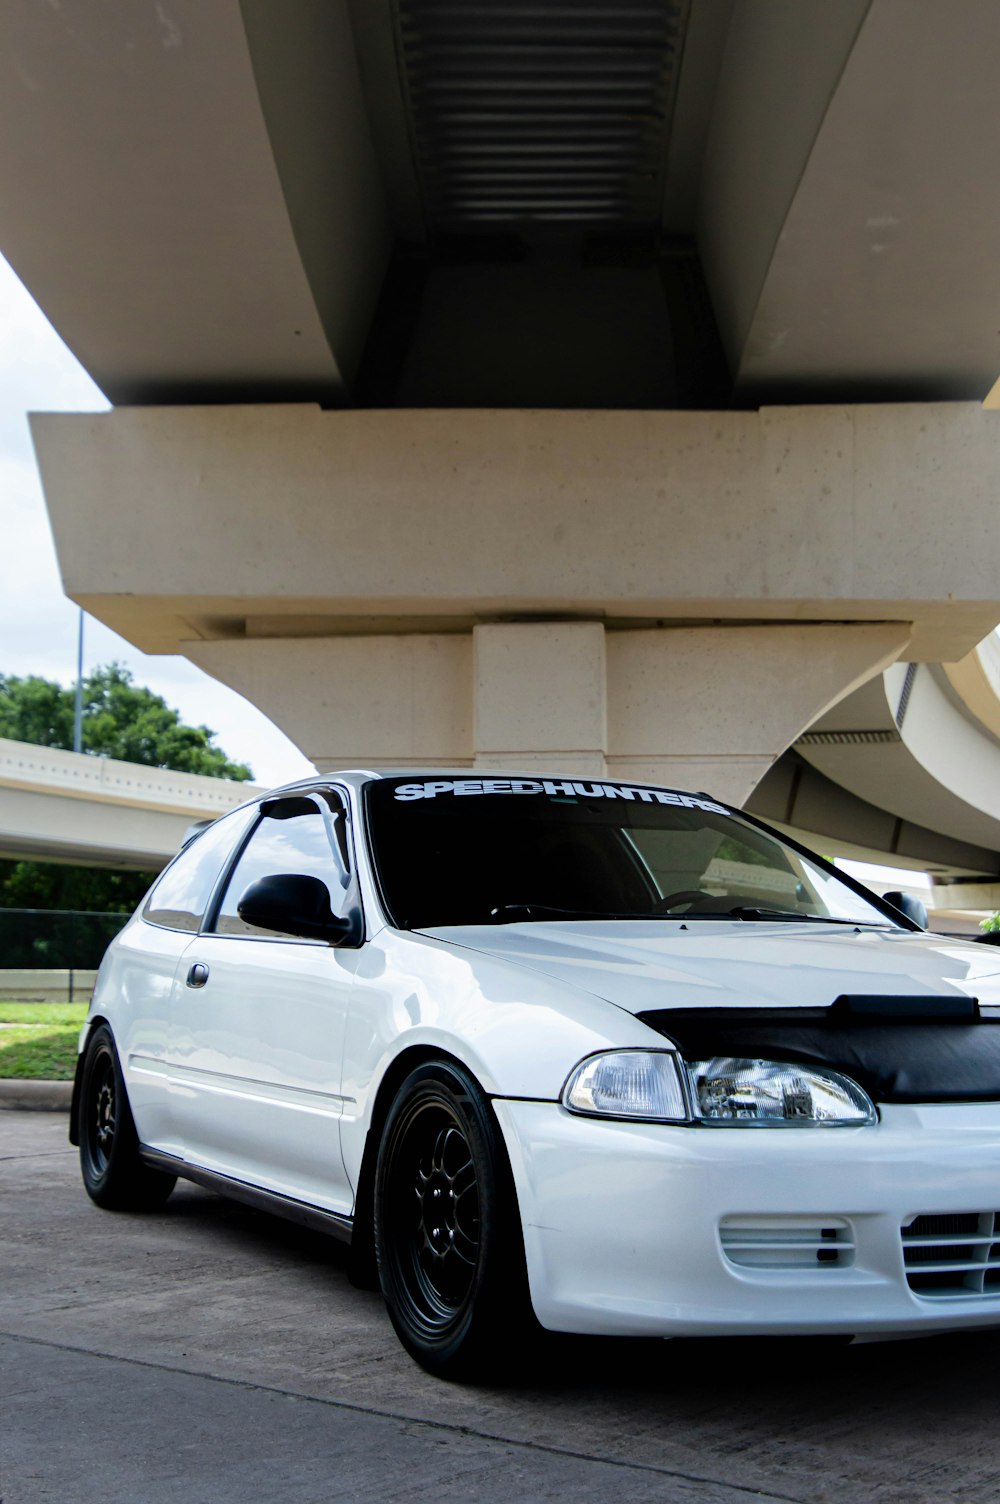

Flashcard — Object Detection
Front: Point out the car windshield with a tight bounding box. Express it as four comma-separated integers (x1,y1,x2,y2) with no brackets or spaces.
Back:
364,776,898,931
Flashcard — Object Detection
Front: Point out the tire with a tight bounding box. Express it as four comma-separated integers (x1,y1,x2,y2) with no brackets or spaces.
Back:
77,1024,176,1211
374,1060,538,1380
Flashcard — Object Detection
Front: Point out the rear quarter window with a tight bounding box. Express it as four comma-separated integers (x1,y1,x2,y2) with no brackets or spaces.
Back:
143,806,254,932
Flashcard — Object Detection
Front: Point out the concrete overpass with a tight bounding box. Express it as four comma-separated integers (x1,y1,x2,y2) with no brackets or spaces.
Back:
748,643,1000,881
0,738,260,871
2,0,1000,880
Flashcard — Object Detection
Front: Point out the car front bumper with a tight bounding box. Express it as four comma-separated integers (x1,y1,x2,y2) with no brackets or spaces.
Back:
494,1098,1000,1338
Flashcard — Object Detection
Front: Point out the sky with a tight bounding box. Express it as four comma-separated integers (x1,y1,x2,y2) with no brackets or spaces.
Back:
0,252,314,788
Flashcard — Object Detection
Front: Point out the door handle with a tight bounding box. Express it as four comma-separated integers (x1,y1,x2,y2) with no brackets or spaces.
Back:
186,962,210,989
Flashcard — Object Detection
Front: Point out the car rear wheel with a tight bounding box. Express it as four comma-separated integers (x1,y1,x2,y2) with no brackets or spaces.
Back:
374,1060,538,1379
78,1024,176,1211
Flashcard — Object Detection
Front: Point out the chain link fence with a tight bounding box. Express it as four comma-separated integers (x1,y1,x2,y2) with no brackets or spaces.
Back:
0,908,130,972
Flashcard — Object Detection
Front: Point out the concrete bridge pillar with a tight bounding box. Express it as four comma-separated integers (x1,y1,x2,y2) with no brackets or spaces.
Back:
473,623,607,780
603,623,909,805
189,619,908,807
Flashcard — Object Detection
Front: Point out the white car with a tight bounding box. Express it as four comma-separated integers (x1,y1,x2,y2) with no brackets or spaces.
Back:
71,771,1000,1377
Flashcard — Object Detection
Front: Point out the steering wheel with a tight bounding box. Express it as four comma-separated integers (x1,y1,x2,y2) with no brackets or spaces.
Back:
651,889,714,914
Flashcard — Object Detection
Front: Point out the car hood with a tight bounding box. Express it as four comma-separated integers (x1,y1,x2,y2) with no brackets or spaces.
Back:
419,920,1000,1014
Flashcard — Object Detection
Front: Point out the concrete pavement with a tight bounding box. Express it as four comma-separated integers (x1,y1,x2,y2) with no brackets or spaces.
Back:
4,1109,1000,1502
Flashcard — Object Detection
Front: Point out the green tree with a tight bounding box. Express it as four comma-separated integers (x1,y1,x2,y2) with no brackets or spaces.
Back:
0,859,151,912
0,663,253,779
0,663,253,917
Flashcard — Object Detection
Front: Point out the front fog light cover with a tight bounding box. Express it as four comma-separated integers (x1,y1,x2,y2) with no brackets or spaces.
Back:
688,1057,876,1125
563,1050,687,1122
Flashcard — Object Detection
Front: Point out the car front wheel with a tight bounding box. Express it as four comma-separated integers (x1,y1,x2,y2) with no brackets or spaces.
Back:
78,1024,176,1211
374,1060,538,1379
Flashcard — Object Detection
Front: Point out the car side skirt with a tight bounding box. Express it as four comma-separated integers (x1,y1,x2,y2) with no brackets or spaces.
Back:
139,1146,354,1245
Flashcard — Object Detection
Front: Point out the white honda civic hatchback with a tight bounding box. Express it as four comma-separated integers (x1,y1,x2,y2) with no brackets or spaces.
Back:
72,771,1000,1377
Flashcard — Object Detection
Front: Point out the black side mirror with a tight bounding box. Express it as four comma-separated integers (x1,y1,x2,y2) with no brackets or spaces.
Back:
882,890,928,930
237,873,362,945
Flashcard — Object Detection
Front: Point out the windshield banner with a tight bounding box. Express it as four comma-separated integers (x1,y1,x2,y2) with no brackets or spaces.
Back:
391,778,728,814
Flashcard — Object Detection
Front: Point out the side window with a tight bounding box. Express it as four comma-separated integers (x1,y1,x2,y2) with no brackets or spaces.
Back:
212,792,351,938
143,807,254,933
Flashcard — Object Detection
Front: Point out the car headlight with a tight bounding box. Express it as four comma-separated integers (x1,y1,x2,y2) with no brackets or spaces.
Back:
563,1051,688,1122
562,1051,876,1126
687,1057,876,1126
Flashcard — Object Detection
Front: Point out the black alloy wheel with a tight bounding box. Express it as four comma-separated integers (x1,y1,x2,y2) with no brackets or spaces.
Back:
374,1061,537,1379
78,1024,176,1211
89,1047,117,1175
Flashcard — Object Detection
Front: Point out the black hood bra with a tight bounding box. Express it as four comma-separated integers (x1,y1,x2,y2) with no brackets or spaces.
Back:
639,995,1000,1105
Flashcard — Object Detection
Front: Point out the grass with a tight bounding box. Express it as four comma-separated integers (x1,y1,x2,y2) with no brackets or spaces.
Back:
0,1002,87,1080
0,1002,88,1026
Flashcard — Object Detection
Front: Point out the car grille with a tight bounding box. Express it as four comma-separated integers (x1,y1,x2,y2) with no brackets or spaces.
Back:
901,1212,1000,1298
719,1217,855,1271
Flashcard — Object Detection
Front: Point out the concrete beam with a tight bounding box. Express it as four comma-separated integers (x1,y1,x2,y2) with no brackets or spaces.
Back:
699,0,871,374
32,401,1000,661
707,0,1000,402
0,0,389,403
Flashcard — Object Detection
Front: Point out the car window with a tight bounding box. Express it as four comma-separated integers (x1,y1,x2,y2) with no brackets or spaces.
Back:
212,792,351,938
143,806,255,933
364,777,896,928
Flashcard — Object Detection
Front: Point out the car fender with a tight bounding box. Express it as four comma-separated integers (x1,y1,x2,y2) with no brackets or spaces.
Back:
339,926,663,1193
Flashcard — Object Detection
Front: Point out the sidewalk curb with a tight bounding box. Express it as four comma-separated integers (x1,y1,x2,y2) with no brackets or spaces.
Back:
0,1079,72,1111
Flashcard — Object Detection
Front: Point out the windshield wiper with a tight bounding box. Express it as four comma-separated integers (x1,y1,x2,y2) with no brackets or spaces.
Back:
489,903,691,924
486,903,896,927
488,903,621,923
718,907,892,925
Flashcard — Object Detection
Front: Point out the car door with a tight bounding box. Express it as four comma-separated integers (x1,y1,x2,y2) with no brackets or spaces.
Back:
165,789,362,1216
115,804,257,1147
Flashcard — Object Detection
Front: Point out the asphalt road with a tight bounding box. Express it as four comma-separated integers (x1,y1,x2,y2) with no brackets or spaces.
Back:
4,1110,1000,1503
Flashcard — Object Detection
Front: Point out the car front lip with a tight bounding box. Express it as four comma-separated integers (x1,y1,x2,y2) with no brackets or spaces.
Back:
493,1097,1000,1338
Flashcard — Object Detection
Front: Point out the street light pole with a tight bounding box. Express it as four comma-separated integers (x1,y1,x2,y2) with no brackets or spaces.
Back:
73,608,84,754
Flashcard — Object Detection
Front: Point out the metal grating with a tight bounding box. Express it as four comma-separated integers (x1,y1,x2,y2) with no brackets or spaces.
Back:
895,662,918,729
901,1212,1000,1299
796,730,902,747
720,1217,855,1272
394,0,690,230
